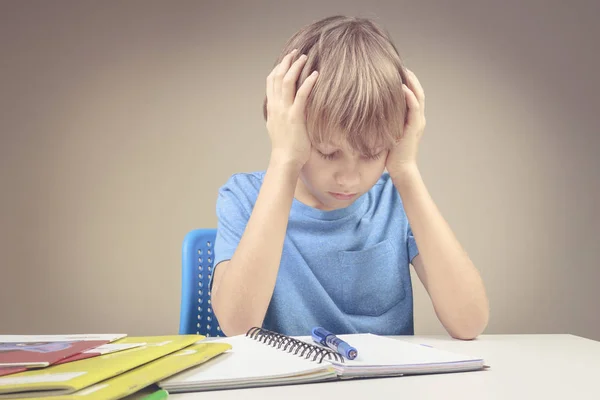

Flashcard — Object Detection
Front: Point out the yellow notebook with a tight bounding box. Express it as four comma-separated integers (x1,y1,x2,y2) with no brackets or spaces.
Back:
44,342,231,400
0,335,202,399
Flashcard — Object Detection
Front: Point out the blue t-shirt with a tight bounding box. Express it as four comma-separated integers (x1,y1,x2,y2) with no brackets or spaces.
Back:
213,171,419,336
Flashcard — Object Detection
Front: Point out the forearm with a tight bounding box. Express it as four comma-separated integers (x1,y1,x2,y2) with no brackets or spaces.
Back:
391,165,489,339
212,155,300,336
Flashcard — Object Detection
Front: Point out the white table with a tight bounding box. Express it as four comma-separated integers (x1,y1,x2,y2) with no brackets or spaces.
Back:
155,334,600,400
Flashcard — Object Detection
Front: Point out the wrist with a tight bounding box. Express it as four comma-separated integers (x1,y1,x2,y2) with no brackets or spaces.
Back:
389,163,421,191
389,161,419,179
269,150,306,174
268,151,304,177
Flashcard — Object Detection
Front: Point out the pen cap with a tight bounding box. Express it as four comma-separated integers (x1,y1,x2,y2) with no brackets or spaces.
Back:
311,327,332,342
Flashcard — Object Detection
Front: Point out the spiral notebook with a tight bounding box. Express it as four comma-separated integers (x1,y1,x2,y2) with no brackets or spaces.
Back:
159,328,486,393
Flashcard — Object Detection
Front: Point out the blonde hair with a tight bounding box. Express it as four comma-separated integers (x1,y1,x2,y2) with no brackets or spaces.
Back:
263,15,408,155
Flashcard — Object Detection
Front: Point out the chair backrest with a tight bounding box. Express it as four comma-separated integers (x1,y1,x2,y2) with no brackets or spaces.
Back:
179,228,224,337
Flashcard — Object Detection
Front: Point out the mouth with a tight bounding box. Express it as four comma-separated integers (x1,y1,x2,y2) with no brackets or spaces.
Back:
329,192,358,201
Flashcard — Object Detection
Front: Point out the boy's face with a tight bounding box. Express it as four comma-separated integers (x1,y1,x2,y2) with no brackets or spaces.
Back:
295,139,388,211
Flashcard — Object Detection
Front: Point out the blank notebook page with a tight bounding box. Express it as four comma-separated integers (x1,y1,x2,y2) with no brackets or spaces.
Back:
334,334,482,366
293,333,484,377
160,335,332,388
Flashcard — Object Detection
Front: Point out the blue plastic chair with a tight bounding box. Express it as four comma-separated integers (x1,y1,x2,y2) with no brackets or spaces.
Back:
179,229,224,337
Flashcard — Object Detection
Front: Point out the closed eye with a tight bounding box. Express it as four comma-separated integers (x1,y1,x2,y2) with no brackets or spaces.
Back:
318,150,338,160
362,151,383,161
318,150,383,161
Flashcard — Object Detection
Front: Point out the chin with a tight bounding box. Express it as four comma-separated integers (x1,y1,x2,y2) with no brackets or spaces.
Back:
321,196,357,211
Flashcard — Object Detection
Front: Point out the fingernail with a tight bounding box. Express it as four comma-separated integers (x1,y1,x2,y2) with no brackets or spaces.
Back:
291,49,298,54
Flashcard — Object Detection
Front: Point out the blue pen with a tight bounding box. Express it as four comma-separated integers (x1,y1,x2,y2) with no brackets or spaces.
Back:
311,327,358,360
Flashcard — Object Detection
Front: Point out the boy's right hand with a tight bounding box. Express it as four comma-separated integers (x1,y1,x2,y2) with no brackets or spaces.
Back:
265,49,319,169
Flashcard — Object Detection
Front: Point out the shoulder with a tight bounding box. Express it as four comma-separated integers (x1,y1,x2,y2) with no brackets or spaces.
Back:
369,172,399,199
217,172,265,213
219,171,265,196
366,172,407,216
216,171,265,216
373,172,394,188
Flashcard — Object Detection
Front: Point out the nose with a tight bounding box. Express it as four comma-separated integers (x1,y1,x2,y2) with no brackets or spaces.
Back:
334,159,360,190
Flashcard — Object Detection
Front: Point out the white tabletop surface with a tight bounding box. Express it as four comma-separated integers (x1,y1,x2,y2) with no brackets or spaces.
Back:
143,334,600,400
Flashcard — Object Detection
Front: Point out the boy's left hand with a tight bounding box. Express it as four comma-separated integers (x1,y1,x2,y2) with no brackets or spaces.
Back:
386,69,426,176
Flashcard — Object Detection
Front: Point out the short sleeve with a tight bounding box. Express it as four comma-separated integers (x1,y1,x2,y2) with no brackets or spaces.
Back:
211,174,262,292
407,224,419,264
213,191,250,269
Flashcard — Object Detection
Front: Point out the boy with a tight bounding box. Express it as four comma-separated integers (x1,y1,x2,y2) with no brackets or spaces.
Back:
210,16,489,339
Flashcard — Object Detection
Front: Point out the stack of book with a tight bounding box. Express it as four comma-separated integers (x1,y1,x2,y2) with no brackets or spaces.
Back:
0,333,230,399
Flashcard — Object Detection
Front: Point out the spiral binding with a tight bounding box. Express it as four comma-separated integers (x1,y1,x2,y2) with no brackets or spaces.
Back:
246,327,345,363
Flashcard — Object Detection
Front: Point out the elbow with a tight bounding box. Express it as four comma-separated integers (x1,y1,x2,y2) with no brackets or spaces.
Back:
210,266,252,336
448,306,490,340
214,316,260,337
218,323,251,337
210,262,268,336
449,327,483,341
212,290,263,337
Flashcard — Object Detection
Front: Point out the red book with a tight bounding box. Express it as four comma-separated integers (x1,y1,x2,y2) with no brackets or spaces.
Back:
53,351,100,365
0,340,108,368
0,367,26,377
54,342,144,365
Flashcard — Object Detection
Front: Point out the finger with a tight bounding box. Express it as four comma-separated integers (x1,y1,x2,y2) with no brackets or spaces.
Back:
266,69,275,103
404,69,425,106
273,49,298,100
403,84,421,129
292,70,319,119
282,54,308,105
